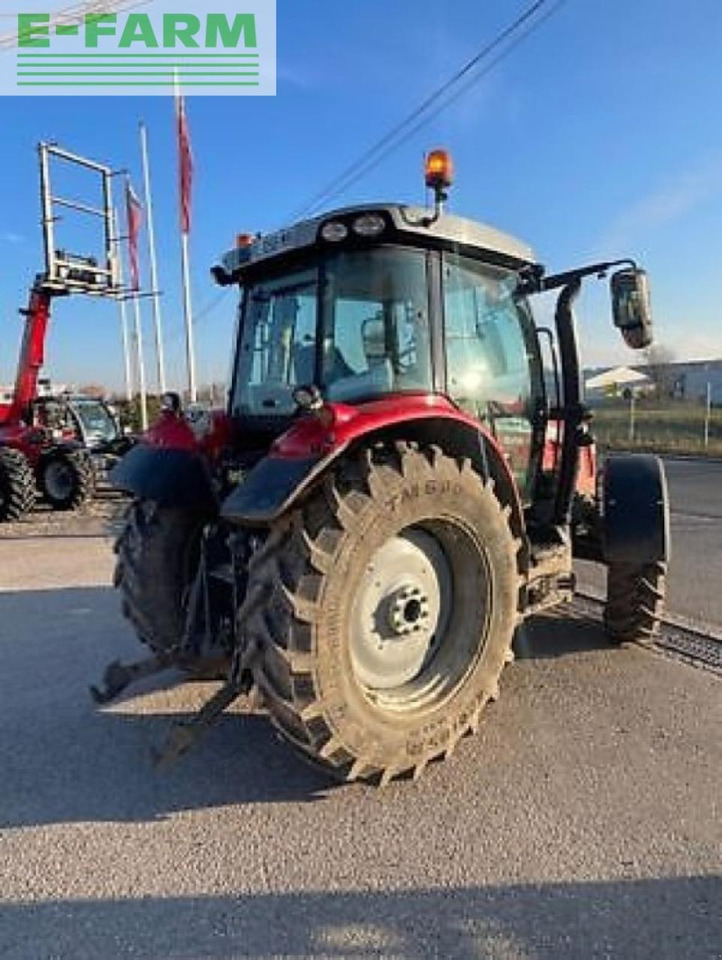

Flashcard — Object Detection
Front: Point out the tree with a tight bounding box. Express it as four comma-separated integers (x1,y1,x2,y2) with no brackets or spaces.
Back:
78,383,108,399
113,396,162,433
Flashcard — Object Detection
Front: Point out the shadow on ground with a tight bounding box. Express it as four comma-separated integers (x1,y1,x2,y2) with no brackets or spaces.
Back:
0,585,625,829
0,586,342,827
0,877,719,959
516,607,611,659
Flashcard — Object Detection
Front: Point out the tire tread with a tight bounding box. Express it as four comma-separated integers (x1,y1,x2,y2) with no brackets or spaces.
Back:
604,560,667,644
114,500,201,652
250,441,519,784
0,447,36,522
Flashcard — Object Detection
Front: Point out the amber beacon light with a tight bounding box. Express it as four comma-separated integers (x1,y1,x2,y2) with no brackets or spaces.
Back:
424,149,454,190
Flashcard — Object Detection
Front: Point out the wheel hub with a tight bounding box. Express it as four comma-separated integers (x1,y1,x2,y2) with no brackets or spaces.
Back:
387,586,431,636
350,529,452,691
45,461,73,498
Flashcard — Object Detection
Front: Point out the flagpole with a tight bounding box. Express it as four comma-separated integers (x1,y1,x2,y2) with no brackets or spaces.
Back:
125,173,148,431
181,230,197,402
139,120,167,394
113,206,133,402
175,73,197,404
132,292,149,431
119,297,133,402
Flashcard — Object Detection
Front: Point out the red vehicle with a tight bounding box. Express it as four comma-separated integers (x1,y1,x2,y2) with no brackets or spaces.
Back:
103,153,669,784
0,144,121,522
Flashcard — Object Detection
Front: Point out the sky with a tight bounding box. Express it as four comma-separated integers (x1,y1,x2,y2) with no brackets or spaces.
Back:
1,0,721,393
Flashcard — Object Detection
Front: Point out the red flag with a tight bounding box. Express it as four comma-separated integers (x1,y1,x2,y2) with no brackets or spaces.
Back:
177,93,193,234
125,180,143,292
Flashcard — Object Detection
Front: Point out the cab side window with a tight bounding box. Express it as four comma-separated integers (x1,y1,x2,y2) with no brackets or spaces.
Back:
443,254,534,421
443,253,539,492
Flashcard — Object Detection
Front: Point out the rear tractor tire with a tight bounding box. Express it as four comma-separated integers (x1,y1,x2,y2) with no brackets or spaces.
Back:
114,500,203,653
39,448,95,511
0,447,36,522
250,442,521,785
604,560,667,644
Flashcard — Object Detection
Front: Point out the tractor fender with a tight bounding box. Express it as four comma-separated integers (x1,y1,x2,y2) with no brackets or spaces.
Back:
109,443,217,513
602,453,670,564
221,405,528,572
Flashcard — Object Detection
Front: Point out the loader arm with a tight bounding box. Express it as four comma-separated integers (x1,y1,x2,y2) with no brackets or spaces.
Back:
4,285,53,426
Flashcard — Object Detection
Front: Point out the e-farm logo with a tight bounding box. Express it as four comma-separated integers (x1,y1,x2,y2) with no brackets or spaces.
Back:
1,1,276,96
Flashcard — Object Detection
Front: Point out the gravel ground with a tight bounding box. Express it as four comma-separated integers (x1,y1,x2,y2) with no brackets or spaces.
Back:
0,495,720,960
0,490,126,542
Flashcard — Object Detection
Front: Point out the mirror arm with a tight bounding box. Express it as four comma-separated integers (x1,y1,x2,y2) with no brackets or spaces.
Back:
541,259,637,293
518,258,637,296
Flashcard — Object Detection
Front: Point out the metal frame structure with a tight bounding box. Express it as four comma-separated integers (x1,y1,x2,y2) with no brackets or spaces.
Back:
38,142,122,296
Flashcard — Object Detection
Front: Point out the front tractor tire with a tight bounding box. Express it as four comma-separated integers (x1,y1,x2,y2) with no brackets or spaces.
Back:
0,447,36,522
114,500,202,653
251,443,521,785
604,560,667,644
38,448,94,511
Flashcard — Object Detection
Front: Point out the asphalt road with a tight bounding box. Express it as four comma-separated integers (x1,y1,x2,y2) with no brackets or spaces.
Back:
0,510,720,959
577,457,722,631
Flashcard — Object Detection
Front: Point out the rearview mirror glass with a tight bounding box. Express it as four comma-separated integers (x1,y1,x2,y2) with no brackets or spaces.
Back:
610,268,653,350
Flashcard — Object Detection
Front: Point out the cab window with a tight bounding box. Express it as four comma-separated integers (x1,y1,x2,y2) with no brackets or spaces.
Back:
443,253,541,492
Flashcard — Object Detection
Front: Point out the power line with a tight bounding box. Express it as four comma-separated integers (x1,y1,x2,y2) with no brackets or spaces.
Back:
290,0,555,218
321,0,568,209
0,0,148,49
290,0,565,221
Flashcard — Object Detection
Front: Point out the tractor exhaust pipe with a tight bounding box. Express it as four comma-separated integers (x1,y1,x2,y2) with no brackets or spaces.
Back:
553,279,587,528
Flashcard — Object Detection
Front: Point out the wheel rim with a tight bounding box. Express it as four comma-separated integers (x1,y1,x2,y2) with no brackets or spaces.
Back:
349,520,491,712
44,461,75,501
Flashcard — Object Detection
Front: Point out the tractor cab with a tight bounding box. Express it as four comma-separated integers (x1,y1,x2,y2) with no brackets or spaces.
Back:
60,396,122,450
29,394,130,472
213,155,650,516
216,200,545,498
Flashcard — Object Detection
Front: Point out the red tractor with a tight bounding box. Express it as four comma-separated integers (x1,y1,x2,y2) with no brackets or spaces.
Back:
0,144,123,522
103,153,669,784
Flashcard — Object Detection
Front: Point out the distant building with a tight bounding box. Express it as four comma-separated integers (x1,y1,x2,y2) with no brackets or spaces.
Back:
585,366,652,396
1,379,71,405
585,359,722,404
665,359,722,404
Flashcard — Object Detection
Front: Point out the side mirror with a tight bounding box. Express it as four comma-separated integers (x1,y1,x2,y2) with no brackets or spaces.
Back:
611,268,653,350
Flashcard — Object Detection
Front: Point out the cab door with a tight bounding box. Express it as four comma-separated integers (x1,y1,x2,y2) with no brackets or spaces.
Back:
442,252,544,500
